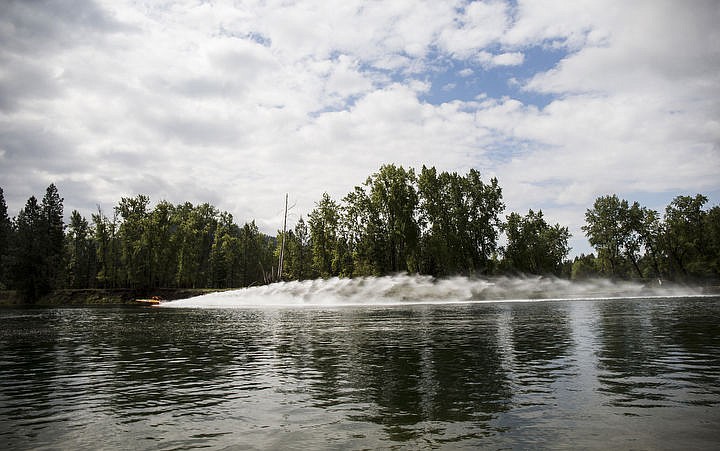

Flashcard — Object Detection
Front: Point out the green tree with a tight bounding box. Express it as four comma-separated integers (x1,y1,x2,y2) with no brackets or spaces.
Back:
66,210,95,288
146,201,179,288
209,233,228,288
237,220,273,286
40,184,65,290
417,166,447,275
0,188,13,289
502,209,571,275
293,217,314,280
637,208,664,278
583,193,719,281
464,169,504,274
309,193,341,277
364,164,420,273
13,196,45,300
583,195,636,278
92,207,120,288
662,194,709,279
209,211,238,288
704,205,720,277
173,202,218,288
341,185,382,276
276,217,314,281
418,166,504,276
571,253,600,279
116,194,151,288
335,165,423,276
621,201,648,278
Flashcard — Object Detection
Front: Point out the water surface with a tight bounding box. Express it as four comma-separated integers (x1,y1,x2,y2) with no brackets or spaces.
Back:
1,296,719,449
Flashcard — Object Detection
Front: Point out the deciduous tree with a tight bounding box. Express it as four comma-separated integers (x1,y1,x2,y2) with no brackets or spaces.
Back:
663,194,709,279
502,209,570,275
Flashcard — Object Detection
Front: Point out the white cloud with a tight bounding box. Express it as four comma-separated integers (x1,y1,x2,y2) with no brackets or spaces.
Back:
477,51,525,67
458,68,474,77
502,0,610,49
438,0,509,58
323,55,375,104
0,0,718,258
484,0,720,250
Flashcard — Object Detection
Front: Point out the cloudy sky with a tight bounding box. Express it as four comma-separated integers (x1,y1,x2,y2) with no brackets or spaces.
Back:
1,0,719,255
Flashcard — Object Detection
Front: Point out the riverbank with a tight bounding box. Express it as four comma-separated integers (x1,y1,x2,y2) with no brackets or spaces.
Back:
0,288,226,307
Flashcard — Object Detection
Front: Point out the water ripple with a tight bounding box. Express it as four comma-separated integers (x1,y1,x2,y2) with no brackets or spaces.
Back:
1,297,719,449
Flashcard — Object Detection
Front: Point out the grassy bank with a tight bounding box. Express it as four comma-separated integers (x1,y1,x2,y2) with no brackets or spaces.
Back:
0,288,227,307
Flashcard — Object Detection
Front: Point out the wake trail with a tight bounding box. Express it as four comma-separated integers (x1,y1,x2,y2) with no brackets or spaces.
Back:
159,274,706,309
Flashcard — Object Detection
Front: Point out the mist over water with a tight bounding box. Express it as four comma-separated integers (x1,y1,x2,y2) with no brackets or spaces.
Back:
162,274,703,308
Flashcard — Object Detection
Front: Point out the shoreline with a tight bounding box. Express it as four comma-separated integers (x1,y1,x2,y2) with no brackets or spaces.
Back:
0,288,227,307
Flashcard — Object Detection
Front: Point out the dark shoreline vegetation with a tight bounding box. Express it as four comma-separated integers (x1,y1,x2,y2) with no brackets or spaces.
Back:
1,164,718,304
0,288,225,307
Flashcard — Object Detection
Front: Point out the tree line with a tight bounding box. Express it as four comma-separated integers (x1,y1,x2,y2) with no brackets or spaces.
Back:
576,193,720,281
0,186,276,300
1,164,717,301
280,164,569,280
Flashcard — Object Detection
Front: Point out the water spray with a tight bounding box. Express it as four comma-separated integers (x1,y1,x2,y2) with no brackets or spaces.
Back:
160,274,705,308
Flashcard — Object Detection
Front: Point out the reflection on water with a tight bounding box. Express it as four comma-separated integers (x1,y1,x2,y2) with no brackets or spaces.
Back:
596,300,720,409
1,297,719,449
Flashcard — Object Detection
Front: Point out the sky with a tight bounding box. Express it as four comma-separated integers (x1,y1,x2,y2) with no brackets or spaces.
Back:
1,0,719,256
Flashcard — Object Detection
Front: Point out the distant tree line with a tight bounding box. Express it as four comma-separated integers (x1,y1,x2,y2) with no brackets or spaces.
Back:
0,186,275,300
1,165,717,301
575,194,720,281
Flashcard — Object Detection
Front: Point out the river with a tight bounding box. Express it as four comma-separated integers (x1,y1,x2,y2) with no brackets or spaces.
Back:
1,290,719,449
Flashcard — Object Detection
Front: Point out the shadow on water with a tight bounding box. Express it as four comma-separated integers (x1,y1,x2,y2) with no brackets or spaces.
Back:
507,302,575,396
270,306,513,444
0,310,63,444
0,308,278,448
109,310,245,416
509,302,573,365
595,299,720,410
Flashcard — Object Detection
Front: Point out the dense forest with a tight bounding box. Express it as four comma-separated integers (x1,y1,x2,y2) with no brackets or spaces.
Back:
1,164,718,301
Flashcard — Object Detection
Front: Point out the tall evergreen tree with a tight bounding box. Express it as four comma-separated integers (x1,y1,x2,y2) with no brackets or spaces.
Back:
309,193,341,277
66,210,94,288
276,217,314,281
92,207,120,288
237,220,273,286
14,196,45,300
40,184,65,291
0,187,12,289
292,217,313,280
